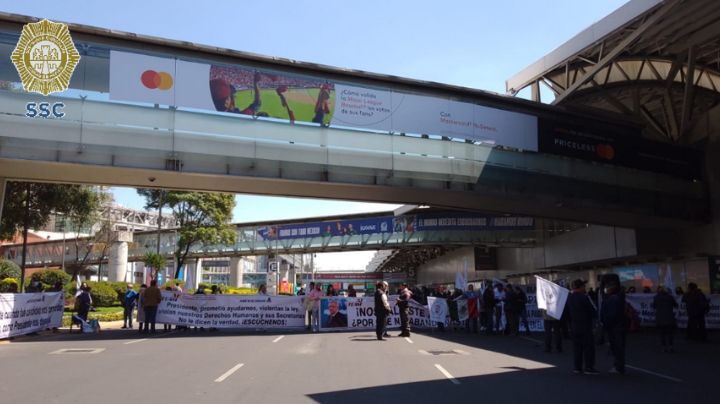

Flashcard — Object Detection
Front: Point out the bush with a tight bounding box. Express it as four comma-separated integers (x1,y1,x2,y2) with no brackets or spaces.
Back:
86,281,119,307
0,278,18,293
30,269,71,290
226,287,256,295
0,259,21,280
162,279,185,289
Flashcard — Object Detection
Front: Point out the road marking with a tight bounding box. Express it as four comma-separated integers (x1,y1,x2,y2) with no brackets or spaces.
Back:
626,365,683,383
404,337,414,344
49,348,105,354
124,338,148,345
272,335,285,343
214,363,244,383
434,364,460,385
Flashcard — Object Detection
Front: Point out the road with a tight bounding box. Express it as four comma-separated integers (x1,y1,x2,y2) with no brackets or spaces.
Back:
0,327,716,404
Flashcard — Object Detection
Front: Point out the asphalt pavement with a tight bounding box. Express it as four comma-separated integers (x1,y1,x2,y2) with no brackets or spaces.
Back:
0,326,716,404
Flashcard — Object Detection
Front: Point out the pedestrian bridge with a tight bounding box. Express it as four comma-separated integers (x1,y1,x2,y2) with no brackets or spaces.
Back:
1,210,538,268
0,14,708,229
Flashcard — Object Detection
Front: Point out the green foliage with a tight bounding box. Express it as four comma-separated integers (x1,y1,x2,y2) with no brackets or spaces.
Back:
0,182,101,241
30,269,71,290
0,259,21,280
162,279,185,289
85,281,119,307
165,191,236,278
0,278,18,293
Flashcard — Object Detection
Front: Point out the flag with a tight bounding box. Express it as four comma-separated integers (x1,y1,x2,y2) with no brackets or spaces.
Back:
535,276,569,320
455,260,469,290
427,297,449,325
664,264,675,296
467,297,478,319
456,299,469,322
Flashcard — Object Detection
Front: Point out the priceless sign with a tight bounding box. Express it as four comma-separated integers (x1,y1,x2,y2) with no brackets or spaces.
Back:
1,292,64,339
11,19,80,96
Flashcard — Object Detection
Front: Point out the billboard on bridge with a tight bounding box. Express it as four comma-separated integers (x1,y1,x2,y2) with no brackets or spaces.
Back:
109,51,538,151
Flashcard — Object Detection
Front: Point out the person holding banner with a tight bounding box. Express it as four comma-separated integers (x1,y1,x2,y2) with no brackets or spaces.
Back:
653,286,678,352
374,281,391,340
308,283,324,332
601,280,626,374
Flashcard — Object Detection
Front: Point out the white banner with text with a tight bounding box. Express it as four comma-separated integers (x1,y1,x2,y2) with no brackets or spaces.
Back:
0,292,64,339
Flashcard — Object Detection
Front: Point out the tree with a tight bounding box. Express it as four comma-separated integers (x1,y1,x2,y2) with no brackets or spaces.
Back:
63,187,107,281
153,191,235,279
0,182,102,290
0,259,21,280
143,252,167,280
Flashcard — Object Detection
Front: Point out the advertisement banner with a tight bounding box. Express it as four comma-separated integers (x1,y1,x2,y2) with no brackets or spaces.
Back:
538,117,702,180
0,292,64,339
319,296,433,331
109,51,538,150
257,213,534,241
625,294,720,329
156,292,306,329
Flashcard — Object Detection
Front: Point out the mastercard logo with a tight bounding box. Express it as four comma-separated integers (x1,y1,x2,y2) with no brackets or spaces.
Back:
141,70,173,90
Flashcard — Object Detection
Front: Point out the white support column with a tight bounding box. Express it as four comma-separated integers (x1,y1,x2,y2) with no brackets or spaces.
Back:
184,259,202,290
229,257,244,288
108,242,129,282
0,177,6,225
107,231,133,282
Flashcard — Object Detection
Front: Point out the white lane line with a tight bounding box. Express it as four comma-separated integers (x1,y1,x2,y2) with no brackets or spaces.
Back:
404,337,414,344
123,338,148,345
626,365,683,383
214,363,244,383
434,364,460,385
272,335,285,343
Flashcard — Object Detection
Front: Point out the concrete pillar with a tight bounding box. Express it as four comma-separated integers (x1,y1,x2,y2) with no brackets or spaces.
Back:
229,257,244,288
0,178,6,224
107,241,128,282
184,259,202,290
107,232,133,282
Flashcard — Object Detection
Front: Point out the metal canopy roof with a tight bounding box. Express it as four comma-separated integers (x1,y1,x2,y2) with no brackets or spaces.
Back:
507,0,720,143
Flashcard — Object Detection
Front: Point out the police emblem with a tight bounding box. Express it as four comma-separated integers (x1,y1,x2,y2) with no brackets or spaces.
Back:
10,19,80,96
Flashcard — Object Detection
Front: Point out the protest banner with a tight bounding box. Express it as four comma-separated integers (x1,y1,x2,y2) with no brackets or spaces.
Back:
0,292,64,339
156,292,306,329
319,296,433,331
625,294,720,329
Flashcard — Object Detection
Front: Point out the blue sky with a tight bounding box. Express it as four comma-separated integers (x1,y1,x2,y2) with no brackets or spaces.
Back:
4,1,628,269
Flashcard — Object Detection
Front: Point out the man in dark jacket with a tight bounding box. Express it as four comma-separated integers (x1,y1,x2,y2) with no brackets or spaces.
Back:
482,283,496,335
567,279,599,375
653,286,678,352
601,280,626,374
503,284,519,336
682,283,709,341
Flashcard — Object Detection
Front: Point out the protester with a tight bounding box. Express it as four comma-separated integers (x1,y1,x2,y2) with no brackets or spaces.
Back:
258,284,267,295
462,285,479,334
682,283,709,342
122,284,139,329
542,308,563,353
397,283,412,337
652,286,678,352
305,282,315,330
601,279,626,374
374,281,391,340
297,285,306,296
494,283,505,333
503,284,519,336
163,286,173,332
308,283,324,332
142,280,162,334
515,286,531,336
481,282,496,334
326,284,337,297
567,279,599,375
347,285,357,297
75,285,93,322
137,284,147,332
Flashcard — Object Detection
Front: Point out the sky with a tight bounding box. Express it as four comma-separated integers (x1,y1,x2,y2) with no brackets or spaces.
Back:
3,0,629,270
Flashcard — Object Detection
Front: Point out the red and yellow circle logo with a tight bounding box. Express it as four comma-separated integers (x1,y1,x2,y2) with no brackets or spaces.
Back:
141,70,173,90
